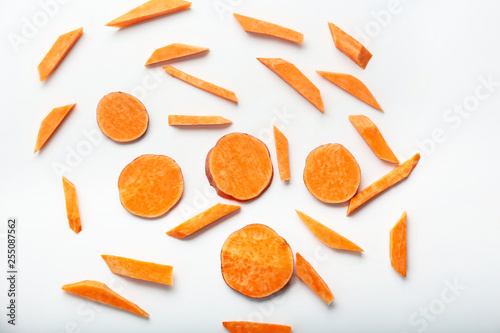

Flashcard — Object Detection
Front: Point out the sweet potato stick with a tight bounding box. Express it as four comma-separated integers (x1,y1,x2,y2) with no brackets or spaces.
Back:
328,22,372,69
390,212,407,277
145,43,208,66
296,253,334,304
62,176,81,234
34,103,76,153
233,13,303,43
273,126,290,181
101,255,173,285
168,115,231,126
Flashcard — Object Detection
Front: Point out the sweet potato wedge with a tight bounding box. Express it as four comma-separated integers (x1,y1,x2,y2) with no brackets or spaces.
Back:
34,103,76,153
223,321,292,333
328,22,372,69
233,13,303,44
101,255,173,285
145,43,208,66
168,115,231,126
273,126,290,181
390,212,407,277
62,176,81,234
296,252,334,304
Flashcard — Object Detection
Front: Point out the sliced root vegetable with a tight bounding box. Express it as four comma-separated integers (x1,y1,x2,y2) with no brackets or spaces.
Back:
303,143,360,203
62,176,81,234
206,133,273,201
145,43,208,66
221,224,293,298
233,13,303,44
317,71,382,111
106,0,191,28
295,210,363,252
328,22,372,69
38,27,83,82
62,280,148,317
168,115,231,126
348,115,399,164
347,154,420,215
273,126,290,181
34,103,76,153
167,203,240,239
96,92,149,142
390,212,407,277
296,252,334,304
163,65,238,103
223,321,292,333
258,58,324,113
118,154,184,218
101,255,173,285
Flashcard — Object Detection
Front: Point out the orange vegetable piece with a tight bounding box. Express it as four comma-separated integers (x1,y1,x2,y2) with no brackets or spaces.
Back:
221,224,293,298
168,115,231,126
163,65,238,103
101,255,173,285
390,212,407,277
118,154,184,218
347,153,420,215
296,252,334,304
233,13,303,44
348,115,399,164
61,280,148,317
317,71,382,111
295,210,363,252
106,0,191,28
34,103,76,153
167,203,240,239
223,321,292,333
206,133,273,201
303,143,360,203
145,43,208,66
62,176,81,234
96,92,149,143
38,27,83,82
328,22,372,69
273,126,290,181
258,58,324,113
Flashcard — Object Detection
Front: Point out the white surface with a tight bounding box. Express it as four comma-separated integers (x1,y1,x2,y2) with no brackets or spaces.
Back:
1,0,500,332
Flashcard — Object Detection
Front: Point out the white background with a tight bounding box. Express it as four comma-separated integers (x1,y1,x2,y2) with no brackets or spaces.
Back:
1,0,500,332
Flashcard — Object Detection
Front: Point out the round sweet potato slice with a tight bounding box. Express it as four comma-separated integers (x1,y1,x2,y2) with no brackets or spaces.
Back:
206,133,273,201
118,154,183,218
221,224,293,298
303,143,361,203
97,92,149,142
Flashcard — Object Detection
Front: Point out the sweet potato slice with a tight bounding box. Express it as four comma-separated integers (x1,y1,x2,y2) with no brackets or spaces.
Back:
34,103,76,153
328,22,372,69
106,0,191,28
62,280,148,317
348,115,399,164
62,177,81,234
390,212,407,277
96,92,149,143
38,27,83,82
145,43,208,66
258,58,324,113
163,65,238,103
303,143,360,203
317,72,382,111
273,126,290,181
295,210,363,252
167,203,240,239
118,154,184,218
296,252,334,304
168,115,231,126
206,133,273,201
221,224,293,298
223,321,292,333
101,255,173,285
347,154,420,215
233,13,303,44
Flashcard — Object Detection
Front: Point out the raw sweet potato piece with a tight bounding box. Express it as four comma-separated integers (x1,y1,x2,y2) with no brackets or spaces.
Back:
167,203,240,239
118,154,184,218
258,58,324,113
390,212,407,277
273,126,290,181
317,72,382,111
221,224,293,298
168,115,231,126
106,0,191,28
34,103,76,153
233,13,303,44
349,115,399,164
38,27,83,81
163,65,238,102
62,177,81,234
62,280,148,317
303,143,360,203
295,210,363,252
101,255,173,285
347,154,420,215
206,133,273,201
223,321,292,333
328,22,372,69
145,43,208,66
296,252,334,304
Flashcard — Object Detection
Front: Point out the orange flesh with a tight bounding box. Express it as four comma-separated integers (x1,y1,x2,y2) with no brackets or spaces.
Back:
233,13,303,44
328,22,372,69
145,43,208,66
223,321,292,333
390,212,407,277
273,126,290,181
101,255,173,285
168,115,231,126
34,103,76,153
296,252,334,304
62,176,81,234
